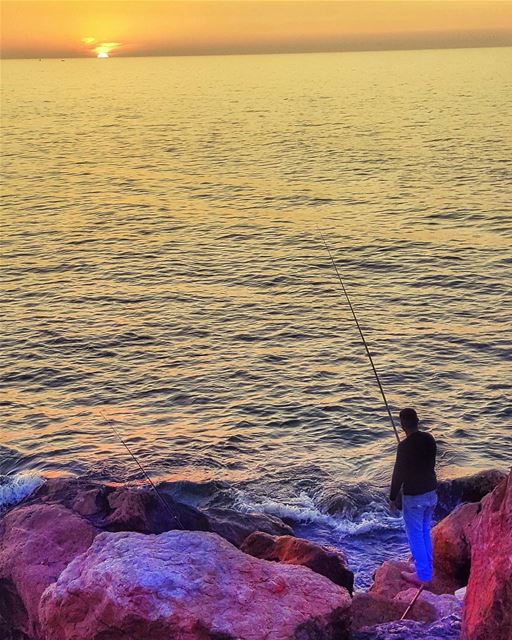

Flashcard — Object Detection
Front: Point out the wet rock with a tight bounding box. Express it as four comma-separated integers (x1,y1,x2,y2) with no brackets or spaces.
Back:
39,530,352,640
241,531,353,595
435,469,507,520
353,612,462,640
205,507,294,547
26,477,210,535
25,477,114,527
0,503,97,640
28,477,109,512
103,484,209,534
462,470,512,640
431,502,480,593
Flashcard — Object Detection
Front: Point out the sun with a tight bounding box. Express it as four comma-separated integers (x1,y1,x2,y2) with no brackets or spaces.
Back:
83,39,120,58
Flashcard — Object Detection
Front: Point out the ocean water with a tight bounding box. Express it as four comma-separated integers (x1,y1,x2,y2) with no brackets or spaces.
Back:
1,47,511,588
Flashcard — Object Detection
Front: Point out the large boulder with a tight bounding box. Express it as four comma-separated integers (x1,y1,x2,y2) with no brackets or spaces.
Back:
205,507,294,547
0,503,97,639
431,502,480,593
39,530,352,640
435,469,507,520
462,470,512,640
241,531,354,595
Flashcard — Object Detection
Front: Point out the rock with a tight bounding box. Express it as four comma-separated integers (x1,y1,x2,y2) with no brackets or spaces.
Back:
27,477,210,535
241,531,354,595
0,583,30,639
353,612,462,640
352,587,460,630
369,560,414,599
369,514,476,599
27,477,111,518
103,484,209,534
205,507,294,547
431,502,480,593
462,470,512,640
435,469,507,520
0,503,97,639
351,592,426,630
30,477,209,533
0,614,30,640
39,530,352,640
394,588,462,620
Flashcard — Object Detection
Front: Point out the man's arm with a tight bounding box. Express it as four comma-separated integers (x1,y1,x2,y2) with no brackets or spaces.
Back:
389,445,404,502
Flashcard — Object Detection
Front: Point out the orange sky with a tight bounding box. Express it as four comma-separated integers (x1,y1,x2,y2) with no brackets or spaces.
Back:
1,1,512,58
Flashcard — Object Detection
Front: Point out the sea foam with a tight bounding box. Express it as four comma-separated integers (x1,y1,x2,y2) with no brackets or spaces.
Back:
235,490,404,536
0,472,44,512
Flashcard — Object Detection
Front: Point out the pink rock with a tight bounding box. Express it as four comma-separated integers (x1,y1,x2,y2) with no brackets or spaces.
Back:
39,530,352,640
462,469,512,640
431,501,480,593
369,560,414,599
351,592,430,629
241,531,354,594
0,503,97,639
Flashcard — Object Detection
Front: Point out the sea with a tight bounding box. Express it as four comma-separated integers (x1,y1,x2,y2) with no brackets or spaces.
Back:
1,47,511,589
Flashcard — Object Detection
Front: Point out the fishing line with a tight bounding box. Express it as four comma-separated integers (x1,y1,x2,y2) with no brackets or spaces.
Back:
317,226,400,443
100,410,183,526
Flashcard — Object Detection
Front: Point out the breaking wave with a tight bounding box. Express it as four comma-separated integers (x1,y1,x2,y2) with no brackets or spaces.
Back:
233,489,404,536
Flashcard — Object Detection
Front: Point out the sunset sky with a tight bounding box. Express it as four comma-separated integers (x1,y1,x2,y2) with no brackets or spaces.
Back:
1,1,512,59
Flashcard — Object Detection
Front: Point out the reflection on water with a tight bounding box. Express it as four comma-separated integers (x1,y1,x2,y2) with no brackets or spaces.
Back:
1,47,511,586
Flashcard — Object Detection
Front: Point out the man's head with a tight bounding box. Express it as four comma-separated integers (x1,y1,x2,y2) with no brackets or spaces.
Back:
399,407,419,433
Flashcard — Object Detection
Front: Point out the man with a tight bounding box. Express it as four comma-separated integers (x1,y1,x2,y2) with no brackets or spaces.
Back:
389,407,437,587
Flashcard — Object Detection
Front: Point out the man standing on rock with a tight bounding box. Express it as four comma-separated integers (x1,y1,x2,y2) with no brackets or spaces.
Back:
389,407,437,587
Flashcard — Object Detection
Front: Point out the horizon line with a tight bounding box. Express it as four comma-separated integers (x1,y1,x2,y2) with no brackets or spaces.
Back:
2,41,512,61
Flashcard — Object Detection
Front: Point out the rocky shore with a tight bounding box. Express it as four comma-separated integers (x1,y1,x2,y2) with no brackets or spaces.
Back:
0,468,509,640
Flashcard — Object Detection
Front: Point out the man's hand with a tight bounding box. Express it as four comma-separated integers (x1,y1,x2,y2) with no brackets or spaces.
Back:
389,499,399,514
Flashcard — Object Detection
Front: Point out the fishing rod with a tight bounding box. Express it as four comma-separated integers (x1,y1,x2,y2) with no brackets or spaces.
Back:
317,227,400,443
100,411,183,526
316,230,429,617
